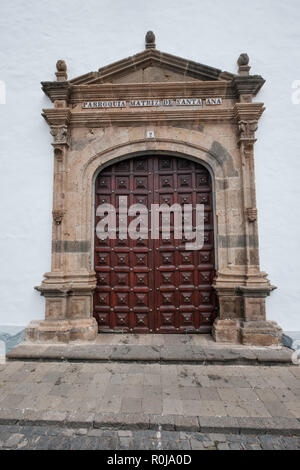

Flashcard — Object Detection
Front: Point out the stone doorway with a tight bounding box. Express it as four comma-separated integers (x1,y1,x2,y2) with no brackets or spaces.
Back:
25,32,283,347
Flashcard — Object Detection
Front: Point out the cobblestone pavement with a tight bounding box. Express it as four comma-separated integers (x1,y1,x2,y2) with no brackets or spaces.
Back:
0,362,299,420
0,424,299,450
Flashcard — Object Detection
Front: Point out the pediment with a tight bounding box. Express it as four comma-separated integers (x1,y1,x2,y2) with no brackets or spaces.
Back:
41,33,266,102
69,49,232,85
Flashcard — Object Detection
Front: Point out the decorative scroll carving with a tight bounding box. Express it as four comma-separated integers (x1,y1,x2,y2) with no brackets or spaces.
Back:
246,208,257,223
238,120,258,139
50,125,70,145
237,120,258,157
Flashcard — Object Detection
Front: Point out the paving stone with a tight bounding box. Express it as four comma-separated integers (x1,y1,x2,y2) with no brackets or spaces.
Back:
142,396,162,414
94,412,149,430
118,437,133,449
118,430,133,437
174,415,199,432
208,433,227,442
199,387,220,401
0,394,25,408
75,428,88,435
70,436,88,450
163,398,183,415
203,440,216,449
5,433,24,447
217,443,230,450
190,438,205,450
229,442,242,450
149,414,175,431
285,401,300,418
0,408,24,424
263,401,295,418
199,416,240,433
250,443,262,450
121,397,143,413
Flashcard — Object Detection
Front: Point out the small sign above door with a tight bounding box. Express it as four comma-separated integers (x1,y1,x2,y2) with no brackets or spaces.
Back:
82,97,222,109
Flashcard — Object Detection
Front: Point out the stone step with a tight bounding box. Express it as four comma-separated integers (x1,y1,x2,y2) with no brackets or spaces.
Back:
7,342,293,365
0,409,299,436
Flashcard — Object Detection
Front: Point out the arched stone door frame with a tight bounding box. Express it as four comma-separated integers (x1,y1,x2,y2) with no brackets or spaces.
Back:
84,142,224,270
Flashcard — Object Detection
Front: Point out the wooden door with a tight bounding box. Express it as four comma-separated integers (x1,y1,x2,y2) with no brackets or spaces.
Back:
94,155,216,333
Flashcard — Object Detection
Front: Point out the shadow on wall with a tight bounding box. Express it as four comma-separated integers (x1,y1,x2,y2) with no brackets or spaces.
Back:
0,327,25,354
283,332,300,351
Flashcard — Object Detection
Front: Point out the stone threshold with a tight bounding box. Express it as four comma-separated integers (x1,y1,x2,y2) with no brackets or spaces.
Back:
0,409,299,436
7,341,293,365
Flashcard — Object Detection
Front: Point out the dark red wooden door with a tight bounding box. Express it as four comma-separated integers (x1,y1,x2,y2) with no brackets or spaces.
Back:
94,155,216,333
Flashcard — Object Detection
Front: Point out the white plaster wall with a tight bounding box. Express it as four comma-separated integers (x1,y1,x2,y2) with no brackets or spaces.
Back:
0,0,299,330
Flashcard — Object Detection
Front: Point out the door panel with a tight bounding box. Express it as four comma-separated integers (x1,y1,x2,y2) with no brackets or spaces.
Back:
94,155,216,333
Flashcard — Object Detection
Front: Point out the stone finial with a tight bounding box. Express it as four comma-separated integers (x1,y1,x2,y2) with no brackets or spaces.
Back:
56,60,68,81
145,31,156,49
237,53,251,76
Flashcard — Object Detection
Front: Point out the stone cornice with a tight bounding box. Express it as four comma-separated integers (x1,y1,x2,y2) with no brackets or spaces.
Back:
42,108,71,127
233,103,265,122
41,102,264,129
69,81,232,103
232,75,265,98
41,81,70,102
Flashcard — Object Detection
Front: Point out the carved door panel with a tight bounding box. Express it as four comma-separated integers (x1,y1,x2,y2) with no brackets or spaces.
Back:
94,155,216,333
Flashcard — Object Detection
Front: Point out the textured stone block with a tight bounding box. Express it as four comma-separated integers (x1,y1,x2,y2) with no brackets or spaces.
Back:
94,412,149,430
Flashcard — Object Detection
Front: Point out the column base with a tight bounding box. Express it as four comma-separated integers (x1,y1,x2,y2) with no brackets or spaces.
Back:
240,320,282,347
25,318,98,343
212,319,241,344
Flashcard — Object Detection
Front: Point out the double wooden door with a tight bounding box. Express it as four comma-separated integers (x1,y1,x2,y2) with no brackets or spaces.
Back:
94,155,216,333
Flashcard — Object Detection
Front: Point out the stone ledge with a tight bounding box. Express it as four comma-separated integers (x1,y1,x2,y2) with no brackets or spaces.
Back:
7,342,293,365
0,409,299,436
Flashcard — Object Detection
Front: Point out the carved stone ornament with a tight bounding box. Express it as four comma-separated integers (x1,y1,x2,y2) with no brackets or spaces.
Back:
238,120,258,140
56,60,67,72
237,53,249,67
50,125,70,145
246,207,258,223
56,60,68,81
237,53,251,76
52,209,65,225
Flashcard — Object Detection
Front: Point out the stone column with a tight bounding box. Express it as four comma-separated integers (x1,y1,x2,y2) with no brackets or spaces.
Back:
25,61,98,343
213,54,282,346
235,109,281,345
